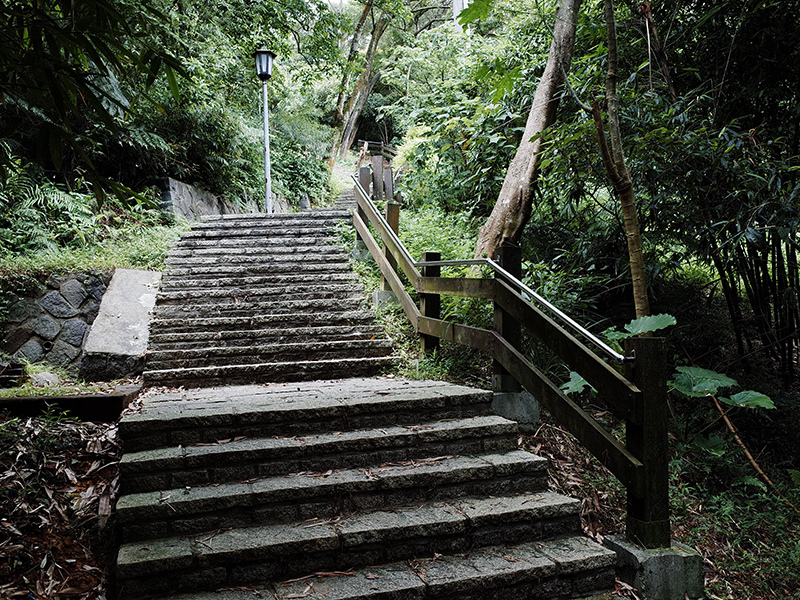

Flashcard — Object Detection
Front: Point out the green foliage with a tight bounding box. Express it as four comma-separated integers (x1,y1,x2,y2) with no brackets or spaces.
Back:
0,151,98,254
671,366,776,410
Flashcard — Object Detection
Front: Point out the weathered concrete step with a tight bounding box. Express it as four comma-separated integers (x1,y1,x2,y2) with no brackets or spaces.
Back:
145,339,394,371
172,235,337,250
190,213,349,227
164,252,350,268
142,355,398,391
121,379,492,453
120,415,522,494
166,245,345,259
229,536,613,600
116,493,585,599
148,324,384,350
196,211,351,225
117,451,549,540
133,537,615,600
154,284,364,306
162,262,353,279
180,225,346,240
149,310,377,334
152,296,367,320
158,271,359,290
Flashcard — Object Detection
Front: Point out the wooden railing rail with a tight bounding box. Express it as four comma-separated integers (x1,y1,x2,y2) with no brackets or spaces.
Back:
352,175,671,549
357,140,398,160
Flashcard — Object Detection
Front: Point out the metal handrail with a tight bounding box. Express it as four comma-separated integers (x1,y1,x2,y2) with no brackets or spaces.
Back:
353,176,631,363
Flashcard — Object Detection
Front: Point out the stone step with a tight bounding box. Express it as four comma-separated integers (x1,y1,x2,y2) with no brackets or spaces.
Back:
148,324,385,350
143,355,398,390
149,311,377,336
158,271,359,290
121,379,492,453
180,225,347,240
145,339,395,371
162,262,354,279
166,245,345,259
154,284,365,306
164,252,350,268
117,450,549,541
172,235,338,250
152,297,368,320
196,211,351,226
115,493,587,599
153,536,614,600
119,415,521,494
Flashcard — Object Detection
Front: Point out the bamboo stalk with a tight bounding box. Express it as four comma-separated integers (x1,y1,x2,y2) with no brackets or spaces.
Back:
710,394,800,515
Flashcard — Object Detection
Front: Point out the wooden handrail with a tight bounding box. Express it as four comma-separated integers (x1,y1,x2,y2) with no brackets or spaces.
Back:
352,178,670,549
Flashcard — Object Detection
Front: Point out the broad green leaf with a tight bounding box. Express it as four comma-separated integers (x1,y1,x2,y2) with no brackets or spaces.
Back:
671,372,710,398
672,366,738,397
721,390,775,410
560,371,596,395
458,0,494,26
693,434,728,457
624,313,677,335
604,329,631,341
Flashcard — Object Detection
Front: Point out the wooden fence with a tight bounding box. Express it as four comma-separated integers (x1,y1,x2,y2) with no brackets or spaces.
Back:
352,171,671,549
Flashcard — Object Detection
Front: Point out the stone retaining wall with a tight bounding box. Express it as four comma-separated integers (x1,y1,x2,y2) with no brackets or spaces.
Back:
2,272,112,370
160,178,239,220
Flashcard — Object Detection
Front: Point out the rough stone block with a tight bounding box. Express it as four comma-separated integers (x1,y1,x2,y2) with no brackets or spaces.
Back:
80,299,100,322
4,327,32,354
60,318,88,346
29,315,61,341
41,291,79,318
15,338,44,363
86,275,108,301
60,278,89,308
47,339,81,366
7,297,42,323
605,535,704,600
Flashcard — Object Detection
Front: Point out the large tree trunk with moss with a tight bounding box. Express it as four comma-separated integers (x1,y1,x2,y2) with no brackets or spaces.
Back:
474,0,582,259
331,13,390,161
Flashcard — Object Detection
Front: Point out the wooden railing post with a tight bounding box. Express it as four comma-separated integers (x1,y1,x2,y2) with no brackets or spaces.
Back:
381,201,400,291
420,251,441,356
372,155,384,203
493,244,522,394
353,167,372,259
624,336,671,548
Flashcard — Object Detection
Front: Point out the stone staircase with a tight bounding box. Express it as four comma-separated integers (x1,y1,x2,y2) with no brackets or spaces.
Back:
116,203,616,599
143,207,395,388
115,378,616,599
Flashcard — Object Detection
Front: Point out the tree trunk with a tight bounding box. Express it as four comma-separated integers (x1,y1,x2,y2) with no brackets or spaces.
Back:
593,0,651,318
474,0,583,259
334,1,373,129
331,13,390,161
339,71,381,158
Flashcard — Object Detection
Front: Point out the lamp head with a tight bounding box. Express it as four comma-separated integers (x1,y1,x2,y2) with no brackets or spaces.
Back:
254,47,276,81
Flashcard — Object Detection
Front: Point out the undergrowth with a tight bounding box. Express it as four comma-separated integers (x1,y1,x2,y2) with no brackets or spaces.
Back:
335,203,492,384
0,221,188,277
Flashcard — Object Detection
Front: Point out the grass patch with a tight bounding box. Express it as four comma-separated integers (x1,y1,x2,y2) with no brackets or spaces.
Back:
0,221,188,277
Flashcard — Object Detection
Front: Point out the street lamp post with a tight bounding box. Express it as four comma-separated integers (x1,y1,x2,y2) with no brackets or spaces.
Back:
254,47,275,213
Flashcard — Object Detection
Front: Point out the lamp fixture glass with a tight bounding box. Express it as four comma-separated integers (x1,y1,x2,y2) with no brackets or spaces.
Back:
254,47,275,81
